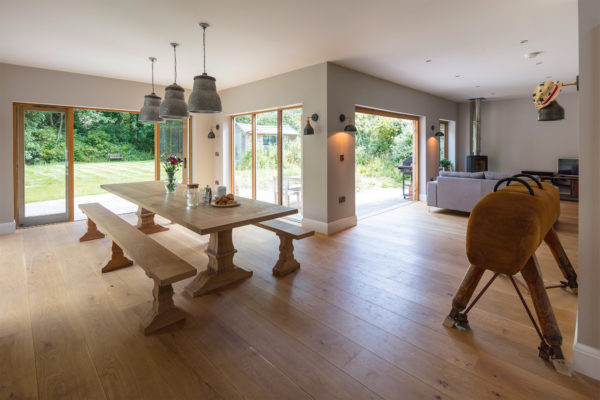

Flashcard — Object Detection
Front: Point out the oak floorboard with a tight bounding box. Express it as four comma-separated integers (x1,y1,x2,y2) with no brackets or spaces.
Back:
3,201,598,400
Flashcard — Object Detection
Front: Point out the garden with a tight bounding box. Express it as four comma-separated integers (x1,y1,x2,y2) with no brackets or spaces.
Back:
354,112,414,192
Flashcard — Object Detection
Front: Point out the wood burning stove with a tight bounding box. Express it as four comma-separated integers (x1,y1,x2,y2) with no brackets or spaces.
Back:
467,98,488,172
466,155,488,172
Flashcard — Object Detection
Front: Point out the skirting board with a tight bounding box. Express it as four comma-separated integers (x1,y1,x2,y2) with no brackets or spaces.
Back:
302,215,357,235
0,220,16,235
573,342,600,380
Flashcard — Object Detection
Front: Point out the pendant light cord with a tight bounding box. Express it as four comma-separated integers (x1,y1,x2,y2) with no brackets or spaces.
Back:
203,25,207,74
151,59,155,94
173,44,178,84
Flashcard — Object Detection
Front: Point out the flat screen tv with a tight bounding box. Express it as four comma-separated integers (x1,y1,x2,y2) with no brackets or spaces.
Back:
558,158,579,176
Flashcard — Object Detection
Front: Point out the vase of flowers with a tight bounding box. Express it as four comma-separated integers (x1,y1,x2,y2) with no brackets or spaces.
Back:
162,155,183,193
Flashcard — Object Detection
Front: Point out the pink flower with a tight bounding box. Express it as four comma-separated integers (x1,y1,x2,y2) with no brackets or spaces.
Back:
171,160,176,165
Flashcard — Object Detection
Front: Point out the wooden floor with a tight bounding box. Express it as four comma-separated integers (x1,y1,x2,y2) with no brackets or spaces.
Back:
1,201,599,399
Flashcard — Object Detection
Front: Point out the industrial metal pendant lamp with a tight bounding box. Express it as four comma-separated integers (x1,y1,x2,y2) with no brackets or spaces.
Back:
139,57,164,123
188,22,222,113
159,43,189,119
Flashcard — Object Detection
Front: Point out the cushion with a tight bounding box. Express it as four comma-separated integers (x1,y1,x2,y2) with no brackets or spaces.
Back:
439,171,484,179
484,171,510,180
466,183,559,275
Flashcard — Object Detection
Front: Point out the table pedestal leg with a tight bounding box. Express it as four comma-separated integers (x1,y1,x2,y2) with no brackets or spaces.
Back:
136,207,169,234
79,219,106,242
142,280,187,335
185,229,253,297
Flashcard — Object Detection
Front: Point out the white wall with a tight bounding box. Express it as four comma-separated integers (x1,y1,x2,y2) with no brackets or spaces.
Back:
198,63,329,229
0,63,171,233
480,93,579,173
573,0,600,380
325,63,458,214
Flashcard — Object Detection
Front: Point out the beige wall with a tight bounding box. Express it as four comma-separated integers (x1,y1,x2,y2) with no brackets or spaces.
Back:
196,62,459,232
0,63,173,231
326,64,458,207
480,94,579,173
573,0,600,380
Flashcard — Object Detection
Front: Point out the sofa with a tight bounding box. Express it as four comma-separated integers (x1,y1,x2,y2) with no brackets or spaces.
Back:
427,171,511,212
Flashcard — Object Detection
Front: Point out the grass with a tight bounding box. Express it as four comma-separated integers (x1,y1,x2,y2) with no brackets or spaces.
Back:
24,160,167,203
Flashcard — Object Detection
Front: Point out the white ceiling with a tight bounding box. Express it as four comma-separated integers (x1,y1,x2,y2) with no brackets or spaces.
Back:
0,0,579,102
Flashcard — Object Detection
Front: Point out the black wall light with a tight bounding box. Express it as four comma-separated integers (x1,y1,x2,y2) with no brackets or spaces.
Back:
339,114,357,133
434,131,444,137
303,113,318,135
208,127,216,139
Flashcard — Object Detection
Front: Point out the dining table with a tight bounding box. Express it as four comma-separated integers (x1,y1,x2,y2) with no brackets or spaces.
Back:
101,181,297,296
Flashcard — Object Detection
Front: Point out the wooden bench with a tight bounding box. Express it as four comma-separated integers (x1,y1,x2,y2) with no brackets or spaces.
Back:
107,153,123,161
254,219,314,277
79,203,196,334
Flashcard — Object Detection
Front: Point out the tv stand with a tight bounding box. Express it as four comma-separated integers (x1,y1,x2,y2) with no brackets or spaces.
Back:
520,171,579,201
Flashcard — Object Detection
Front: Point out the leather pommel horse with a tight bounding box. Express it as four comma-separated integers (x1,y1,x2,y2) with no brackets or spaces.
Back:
443,175,578,376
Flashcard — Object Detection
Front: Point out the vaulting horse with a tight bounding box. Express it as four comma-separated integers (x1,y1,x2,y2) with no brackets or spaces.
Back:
443,174,578,376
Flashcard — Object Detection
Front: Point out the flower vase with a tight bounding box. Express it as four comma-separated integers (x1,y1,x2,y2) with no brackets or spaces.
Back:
165,175,177,193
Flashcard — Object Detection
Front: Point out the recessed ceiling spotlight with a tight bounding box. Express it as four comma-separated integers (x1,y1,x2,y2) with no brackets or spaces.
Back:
491,92,496,95
524,51,543,59
536,61,543,65
425,59,432,63
476,85,481,88
546,75,552,79
520,39,529,44
455,74,461,78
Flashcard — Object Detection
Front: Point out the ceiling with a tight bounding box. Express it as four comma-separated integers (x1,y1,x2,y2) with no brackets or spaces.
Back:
0,0,579,102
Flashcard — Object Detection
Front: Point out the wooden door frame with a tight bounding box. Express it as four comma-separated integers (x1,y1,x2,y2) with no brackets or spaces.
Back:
13,102,190,226
13,103,73,226
230,106,302,203
354,106,421,201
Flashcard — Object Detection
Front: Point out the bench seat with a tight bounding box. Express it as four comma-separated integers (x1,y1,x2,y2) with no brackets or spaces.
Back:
254,219,314,276
79,203,196,334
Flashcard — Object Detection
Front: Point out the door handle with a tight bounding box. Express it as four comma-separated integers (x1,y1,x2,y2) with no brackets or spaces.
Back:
184,157,187,168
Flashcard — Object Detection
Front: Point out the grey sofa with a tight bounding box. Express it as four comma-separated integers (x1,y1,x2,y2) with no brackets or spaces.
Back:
427,171,510,212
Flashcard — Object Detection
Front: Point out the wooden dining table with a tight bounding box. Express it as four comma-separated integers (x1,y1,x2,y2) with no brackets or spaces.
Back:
101,181,297,296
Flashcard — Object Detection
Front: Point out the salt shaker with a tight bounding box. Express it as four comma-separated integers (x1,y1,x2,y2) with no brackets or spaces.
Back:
202,185,212,204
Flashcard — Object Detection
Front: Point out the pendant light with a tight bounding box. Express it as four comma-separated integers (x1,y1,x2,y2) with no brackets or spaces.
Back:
159,43,189,119
139,57,164,123
188,22,222,113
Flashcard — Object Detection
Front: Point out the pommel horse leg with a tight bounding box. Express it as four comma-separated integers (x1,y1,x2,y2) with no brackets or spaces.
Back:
544,228,578,294
443,265,486,329
520,255,571,376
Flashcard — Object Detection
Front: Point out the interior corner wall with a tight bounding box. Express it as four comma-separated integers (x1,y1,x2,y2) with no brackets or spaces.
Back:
325,63,458,214
480,94,579,174
573,0,600,380
0,63,168,232
207,63,329,229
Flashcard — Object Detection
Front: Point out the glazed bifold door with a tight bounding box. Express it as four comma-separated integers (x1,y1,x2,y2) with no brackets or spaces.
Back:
16,105,71,227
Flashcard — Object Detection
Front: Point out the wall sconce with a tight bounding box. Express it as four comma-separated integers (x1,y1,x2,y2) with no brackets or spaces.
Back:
339,114,357,133
303,113,318,135
434,131,444,137
208,127,216,139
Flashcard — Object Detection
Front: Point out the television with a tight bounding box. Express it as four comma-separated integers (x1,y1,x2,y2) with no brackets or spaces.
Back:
558,158,579,176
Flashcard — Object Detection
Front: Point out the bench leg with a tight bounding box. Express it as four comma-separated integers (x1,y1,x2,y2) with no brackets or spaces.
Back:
544,228,578,293
142,281,187,335
185,229,253,297
136,207,169,234
79,219,106,242
102,241,134,273
520,255,571,376
443,264,486,329
273,233,300,277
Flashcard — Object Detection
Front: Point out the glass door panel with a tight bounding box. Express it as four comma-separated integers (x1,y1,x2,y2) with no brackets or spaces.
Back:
282,108,302,215
232,115,252,198
160,120,187,183
255,111,278,203
19,107,69,226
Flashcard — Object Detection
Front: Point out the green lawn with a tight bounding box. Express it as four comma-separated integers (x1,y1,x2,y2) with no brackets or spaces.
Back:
24,160,165,203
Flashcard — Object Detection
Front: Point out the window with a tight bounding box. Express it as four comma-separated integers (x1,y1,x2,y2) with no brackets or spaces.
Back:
231,106,303,215
439,121,449,160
